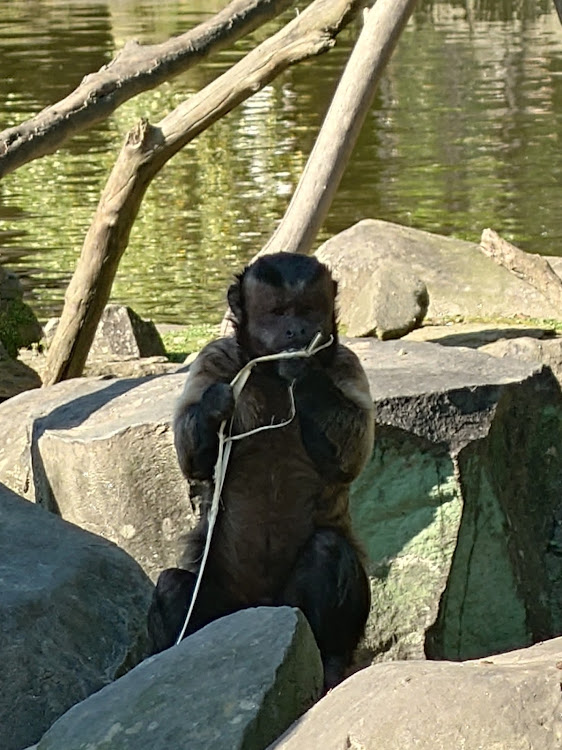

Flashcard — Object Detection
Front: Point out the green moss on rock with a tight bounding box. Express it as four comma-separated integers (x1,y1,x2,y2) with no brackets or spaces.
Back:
0,299,42,358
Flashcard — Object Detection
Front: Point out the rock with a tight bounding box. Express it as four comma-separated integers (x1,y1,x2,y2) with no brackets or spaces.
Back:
90,304,166,358
1,340,561,661
0,266,24,300
36,607,323,750
82,355,177,378
0,377,116,499
345,263,429,339
0,340,41,401
45,304,166,359
0,373,194,581
0,268,42,356
0,484,153,750
317,219,562,323
270,637,562,750
13,305,174,394
18,347,177,382
349,338,562,663
406,322,562,389
405,322,557,348
480,335,562,384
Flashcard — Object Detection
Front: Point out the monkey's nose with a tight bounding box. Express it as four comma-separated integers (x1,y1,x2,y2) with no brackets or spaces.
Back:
286,327,306,340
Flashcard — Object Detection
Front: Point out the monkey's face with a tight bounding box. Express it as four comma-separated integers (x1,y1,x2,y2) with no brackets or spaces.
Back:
243,275,335,358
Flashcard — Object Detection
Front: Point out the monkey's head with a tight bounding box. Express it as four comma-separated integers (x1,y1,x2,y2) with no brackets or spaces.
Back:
227,252,338,360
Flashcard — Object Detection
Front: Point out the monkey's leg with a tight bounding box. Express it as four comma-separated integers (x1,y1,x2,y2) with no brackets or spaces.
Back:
148,568,196,653
278,527,370,690
148,567,236,654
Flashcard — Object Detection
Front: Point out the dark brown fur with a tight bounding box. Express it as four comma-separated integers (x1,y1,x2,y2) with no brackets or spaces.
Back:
148,253,374,689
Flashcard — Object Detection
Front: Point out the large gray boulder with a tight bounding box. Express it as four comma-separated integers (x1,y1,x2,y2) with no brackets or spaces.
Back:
317,219,562,323
351,338,562,662
0,373,194,580
270,637,562,750
0,484,153,750
36,607,323,750
1,339,561,663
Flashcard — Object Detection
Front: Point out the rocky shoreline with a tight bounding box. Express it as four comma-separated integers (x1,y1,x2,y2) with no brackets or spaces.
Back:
1,220,561,750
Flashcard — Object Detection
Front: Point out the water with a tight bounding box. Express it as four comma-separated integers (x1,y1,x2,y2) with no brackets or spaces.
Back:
0,0,560,326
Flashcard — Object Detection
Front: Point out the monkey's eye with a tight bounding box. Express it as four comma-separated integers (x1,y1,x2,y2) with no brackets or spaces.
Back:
271,307,286,317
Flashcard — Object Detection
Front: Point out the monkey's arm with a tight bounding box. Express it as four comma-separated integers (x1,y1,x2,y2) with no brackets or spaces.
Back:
291,346,374,483
174,338,240,481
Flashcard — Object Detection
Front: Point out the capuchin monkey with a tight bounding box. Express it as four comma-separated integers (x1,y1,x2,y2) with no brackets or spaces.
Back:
148,252,374,690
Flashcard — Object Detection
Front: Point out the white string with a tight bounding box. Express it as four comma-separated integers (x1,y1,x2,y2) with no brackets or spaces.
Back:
174,332,333,645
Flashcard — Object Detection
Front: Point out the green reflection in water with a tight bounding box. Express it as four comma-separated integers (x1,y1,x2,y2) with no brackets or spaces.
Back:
0,0,560,328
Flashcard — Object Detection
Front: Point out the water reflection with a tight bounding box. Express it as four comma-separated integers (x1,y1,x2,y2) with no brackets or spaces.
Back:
0,0,560,326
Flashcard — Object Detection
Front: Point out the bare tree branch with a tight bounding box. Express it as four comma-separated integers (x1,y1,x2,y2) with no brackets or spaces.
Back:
0,0,293,179
43,0,365,385
260,0,418,257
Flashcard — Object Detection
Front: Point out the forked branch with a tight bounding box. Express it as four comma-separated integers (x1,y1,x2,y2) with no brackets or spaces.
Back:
0,0,292,178
43,0,366,385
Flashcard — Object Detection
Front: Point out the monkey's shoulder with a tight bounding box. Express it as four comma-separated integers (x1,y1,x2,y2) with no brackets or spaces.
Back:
190,336,243,382
329,341,365,370
328,343,373,409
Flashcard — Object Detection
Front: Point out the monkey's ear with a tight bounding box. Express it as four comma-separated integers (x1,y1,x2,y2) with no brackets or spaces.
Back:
227,276,243,325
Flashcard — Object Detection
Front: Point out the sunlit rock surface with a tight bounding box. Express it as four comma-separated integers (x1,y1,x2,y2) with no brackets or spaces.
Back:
36,608,322,750
0,484,152,750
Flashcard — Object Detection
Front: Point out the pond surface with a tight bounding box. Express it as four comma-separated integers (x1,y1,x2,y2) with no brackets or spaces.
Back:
0,0,561,326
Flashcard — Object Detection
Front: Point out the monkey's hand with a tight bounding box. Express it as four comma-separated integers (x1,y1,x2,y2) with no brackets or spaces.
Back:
200,382,235,425
174,382,235,481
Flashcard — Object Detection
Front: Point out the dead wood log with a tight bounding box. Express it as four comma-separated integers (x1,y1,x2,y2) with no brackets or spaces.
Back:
0,0,292,179
260,0,418,258
42,0,366,386
480,228,562,313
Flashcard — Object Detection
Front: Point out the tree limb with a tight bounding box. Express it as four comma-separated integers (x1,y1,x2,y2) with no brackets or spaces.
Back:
480,228,562,313
260,0,418,257
42,0,365,385
0,0,293,179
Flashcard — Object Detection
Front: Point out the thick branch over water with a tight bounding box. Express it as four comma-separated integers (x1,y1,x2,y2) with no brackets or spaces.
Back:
0,0,292,178
260,0,418,257
43,0,364,385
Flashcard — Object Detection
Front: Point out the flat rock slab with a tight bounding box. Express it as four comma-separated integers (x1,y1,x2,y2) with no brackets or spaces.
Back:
271,637,562,750
404,322,562,393
350,337,538,399
0,485,153,750
37,607,322,750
